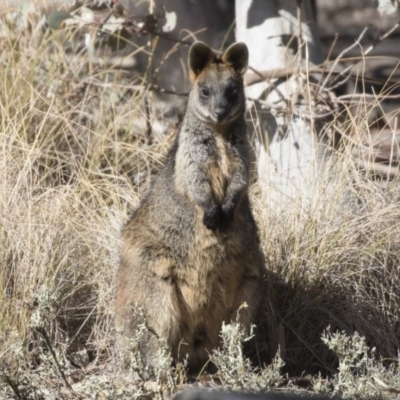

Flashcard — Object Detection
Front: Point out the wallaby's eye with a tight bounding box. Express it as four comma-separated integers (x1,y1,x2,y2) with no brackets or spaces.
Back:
200,88,210,98
226,87,238,99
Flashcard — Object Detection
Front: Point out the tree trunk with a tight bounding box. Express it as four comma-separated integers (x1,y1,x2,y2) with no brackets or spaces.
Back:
236,0,332,209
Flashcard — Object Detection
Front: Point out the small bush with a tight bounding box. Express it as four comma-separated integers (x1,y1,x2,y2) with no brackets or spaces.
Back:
211,319,284,393
315,328,400,399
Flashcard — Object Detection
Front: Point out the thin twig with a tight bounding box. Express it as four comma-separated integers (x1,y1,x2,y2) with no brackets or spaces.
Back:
319,26,369,91
143,31,156,144
97,9,114,31
132,307,160,340
327,68,355,91
36,327,75,395
144,91,152,144
326,22,400,91
338,92,400,101
318,33,338,87
363,21,400,56
82,78,189,96
354,157,400,176
3,375,22,400
246,66,291,102
245,64,342,86
134,25,193,46
149,84,188,97
296,0,303,63
387,115,397,183
246,61,397,88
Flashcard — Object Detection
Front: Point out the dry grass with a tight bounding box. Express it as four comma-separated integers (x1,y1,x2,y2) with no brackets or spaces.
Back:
1,5,400,399
0,11,172,397
255,155,400,375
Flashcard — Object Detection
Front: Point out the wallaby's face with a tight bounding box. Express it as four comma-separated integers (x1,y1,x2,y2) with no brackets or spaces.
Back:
188,42,248,125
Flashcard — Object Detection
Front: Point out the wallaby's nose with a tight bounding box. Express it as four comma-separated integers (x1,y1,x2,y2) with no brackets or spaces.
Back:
213,108,225,120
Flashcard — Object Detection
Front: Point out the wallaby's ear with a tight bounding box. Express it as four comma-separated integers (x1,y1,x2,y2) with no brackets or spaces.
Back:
189,42,216,82
221,42,249,75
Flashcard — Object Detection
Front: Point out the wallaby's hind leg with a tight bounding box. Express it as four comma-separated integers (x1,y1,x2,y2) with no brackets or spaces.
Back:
115,246,181,368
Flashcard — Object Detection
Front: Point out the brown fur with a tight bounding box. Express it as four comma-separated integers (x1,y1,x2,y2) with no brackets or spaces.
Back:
115,42,265,373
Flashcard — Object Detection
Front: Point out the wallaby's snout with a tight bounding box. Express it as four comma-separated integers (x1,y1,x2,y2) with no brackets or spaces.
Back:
211,93,229,123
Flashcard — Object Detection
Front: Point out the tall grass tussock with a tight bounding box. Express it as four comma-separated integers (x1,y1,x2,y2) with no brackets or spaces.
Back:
1,3,400,399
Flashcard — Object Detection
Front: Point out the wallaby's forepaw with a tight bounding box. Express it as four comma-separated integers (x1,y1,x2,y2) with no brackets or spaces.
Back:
203,201,236,231
220,199,236,229
203,205,220,231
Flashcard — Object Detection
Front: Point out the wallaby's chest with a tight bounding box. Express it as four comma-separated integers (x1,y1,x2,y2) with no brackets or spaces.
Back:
206,135,237,204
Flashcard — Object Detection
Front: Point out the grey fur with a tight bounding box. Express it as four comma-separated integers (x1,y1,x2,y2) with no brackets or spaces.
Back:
115,42,265,373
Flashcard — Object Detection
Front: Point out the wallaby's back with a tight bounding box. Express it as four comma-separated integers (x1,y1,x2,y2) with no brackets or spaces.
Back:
115,41,265,373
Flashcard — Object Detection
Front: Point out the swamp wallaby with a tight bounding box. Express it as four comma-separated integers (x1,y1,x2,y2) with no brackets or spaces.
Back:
115,41,265,372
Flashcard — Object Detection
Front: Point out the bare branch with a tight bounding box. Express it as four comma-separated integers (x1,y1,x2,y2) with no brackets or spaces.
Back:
143,28,193,46
354,157,400,176
327,68,355,92
338,92,400,101
319,26,369,92
325,22,400,91
81,78,189,96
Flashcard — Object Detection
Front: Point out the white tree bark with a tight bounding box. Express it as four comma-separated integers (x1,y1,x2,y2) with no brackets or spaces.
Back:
236,0,333,210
